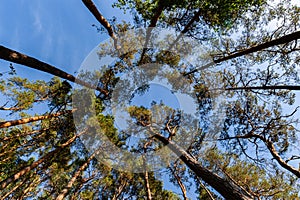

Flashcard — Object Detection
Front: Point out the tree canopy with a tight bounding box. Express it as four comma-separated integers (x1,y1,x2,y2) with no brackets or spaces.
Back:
0,0,299,199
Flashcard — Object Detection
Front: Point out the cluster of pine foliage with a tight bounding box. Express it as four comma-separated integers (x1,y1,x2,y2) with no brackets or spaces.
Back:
0,0,299,199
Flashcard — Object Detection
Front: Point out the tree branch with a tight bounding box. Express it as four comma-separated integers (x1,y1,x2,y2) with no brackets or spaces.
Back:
82,0,119,51
0,45,109,96
184,30,300,76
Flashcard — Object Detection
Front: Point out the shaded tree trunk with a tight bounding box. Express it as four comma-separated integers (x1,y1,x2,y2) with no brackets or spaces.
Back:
0,129,86,190
153,133,253,200
139,1,164,64
56,149,100,200
169,9,203,50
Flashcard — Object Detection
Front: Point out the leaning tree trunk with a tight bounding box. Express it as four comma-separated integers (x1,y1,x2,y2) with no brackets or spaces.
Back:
0,109,74,129
0,45,108,96
169,166,188,200
82,0,119,51
0,130,86,190
153,133,253,200
184,30,300,75
56,149,100,200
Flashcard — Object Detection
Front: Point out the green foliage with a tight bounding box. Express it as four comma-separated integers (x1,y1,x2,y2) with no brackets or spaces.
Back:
114,0,266,29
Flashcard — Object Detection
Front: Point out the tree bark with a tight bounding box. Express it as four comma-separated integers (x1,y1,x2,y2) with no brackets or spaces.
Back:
169,166,188,200
139,1,164,64
220,133,300,178
184,30,300,75
168,9,203,50
144,170,152,200
153,133,253,200
224,85,300,91
0,110,74,129
0,45,108,96
82,0,119,51
0,129,86,190
56,149,100,200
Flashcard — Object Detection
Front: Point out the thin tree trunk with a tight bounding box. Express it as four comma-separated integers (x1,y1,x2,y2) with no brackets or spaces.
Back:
0,45,108,96
2,128,46,141
143,142,152,200
168,9,203,50
0,129,86,190
111,180,127,200
153,132,253,200
198,179,216,200
169,166,188,200
82,0,119,51
184,30,300,75
56,149,100,200
139,1,164,64
0,109,74,129
144,170,152,200
0,176,28,200
70,176,94,200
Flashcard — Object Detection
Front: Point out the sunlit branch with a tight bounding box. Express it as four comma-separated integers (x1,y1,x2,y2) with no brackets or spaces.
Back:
0,45,109,96
82,0,119,51
0,109,75,129
184,30,300,76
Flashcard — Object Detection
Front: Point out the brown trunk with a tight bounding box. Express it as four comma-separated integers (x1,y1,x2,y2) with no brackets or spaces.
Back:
0,45,108,96
56,149,100,200
169,9,203,50
142,142,152,200
224,85,300,91
0,110,74,129
185,30,300,75
0,129,86,190
0,176,28,200
144,170,152,200
2,129,46,141
169,166,188,200
153,133,253,200
139,1,164,64
82,0,119,50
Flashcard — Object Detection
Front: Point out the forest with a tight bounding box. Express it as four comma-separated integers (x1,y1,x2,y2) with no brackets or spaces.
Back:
0,0,299,199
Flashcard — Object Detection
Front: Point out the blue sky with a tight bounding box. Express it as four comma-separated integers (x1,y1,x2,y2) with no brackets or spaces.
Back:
0,0,128,80
0,1,198,198
1,1,299,198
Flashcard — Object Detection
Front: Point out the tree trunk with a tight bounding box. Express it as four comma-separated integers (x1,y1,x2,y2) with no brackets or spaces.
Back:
0,110,74,129
153,133,253,200
169,166,188,200
139,1,164,64
169,9,203,50
0,129,86,190
144,170,152,200
56,149,100,200
0,45,108,96
184,30,300,75
82,0,119,50
224,85,300,91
